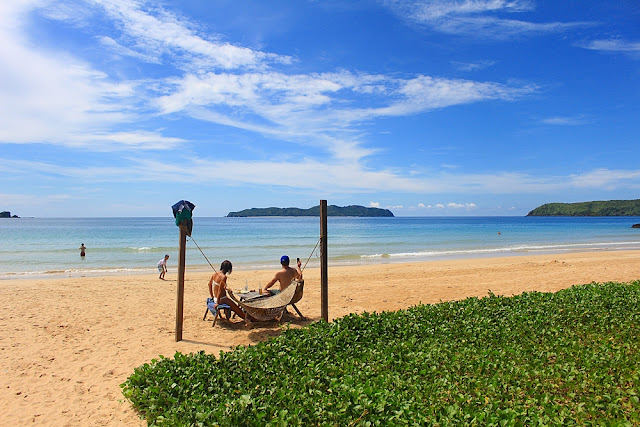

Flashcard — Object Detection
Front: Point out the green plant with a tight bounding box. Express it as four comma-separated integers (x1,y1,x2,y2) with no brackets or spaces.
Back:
122,281,640,426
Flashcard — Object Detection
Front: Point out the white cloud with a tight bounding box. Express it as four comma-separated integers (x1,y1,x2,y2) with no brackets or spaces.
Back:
411,0,534,20
580,39,640,52
386,75,533,114
383,0,590,39
97,36,161,63
0,0,297,150
64,131,187,150
578,39,640,59
452,60,496,72
87,0,291,70
0,192,74,210
541,116,588,126
422,202,477,209
155,71,535,159
569,168,640,190
369,202,381,207
447,202,477,209
0,0,539,162
0,1,170,149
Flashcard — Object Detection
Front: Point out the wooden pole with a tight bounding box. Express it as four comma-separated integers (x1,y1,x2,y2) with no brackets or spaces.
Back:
320,200,328,322
175,224,187,342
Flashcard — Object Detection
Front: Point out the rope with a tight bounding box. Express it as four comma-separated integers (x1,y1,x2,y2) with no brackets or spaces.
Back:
189,235,321,275
301,237,321,273
188,236,217,273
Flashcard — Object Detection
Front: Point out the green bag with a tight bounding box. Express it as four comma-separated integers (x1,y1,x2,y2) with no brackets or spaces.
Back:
174,208,192,226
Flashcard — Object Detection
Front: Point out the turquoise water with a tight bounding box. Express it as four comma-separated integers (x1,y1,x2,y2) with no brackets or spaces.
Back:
1,216,640,279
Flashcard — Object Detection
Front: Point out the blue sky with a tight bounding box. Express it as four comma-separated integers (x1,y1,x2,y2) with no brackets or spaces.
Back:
1,0,639,217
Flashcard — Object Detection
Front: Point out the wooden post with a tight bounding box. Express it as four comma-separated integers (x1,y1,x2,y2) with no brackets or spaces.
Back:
175,224,187,342
320,200,328,322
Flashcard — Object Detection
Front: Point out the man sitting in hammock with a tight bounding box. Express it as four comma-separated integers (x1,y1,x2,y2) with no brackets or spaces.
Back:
263,255,303,296
208,260,256,326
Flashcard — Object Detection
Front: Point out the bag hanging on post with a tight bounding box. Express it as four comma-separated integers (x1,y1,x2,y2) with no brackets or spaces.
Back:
171,200,195,236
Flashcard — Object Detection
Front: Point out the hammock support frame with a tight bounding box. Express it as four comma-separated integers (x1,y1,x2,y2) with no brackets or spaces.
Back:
228,280,305,322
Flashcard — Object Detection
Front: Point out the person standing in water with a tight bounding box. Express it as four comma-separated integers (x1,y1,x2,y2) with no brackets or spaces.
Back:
79,243,86,258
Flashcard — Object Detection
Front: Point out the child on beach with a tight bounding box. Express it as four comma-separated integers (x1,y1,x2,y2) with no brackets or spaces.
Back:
157,254,169,280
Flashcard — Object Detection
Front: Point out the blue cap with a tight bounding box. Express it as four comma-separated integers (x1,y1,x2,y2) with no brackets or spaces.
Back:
280,255,290,265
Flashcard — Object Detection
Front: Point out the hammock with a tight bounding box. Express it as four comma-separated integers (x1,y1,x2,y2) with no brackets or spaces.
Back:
228,280,304,322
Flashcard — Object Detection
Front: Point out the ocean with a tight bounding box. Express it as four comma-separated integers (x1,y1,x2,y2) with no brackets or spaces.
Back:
1,216,640,279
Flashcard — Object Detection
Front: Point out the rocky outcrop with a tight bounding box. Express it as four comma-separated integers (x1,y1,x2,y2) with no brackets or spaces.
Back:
0,211,19,218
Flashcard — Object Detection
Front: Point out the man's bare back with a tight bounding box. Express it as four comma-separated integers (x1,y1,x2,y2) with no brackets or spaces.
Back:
264,256,302,293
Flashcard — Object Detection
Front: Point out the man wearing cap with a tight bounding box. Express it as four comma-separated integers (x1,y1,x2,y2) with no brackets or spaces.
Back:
263,255,303,295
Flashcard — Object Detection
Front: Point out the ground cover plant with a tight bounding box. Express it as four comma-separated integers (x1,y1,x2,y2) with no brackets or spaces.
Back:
122,281,640,426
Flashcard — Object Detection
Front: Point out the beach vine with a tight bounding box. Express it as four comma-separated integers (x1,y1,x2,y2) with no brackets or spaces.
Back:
122,280,640,426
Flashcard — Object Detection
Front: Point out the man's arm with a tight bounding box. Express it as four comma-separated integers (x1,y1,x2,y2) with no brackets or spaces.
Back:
264,274,279,291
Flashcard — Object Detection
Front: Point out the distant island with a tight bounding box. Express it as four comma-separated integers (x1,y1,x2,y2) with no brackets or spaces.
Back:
227,205,394,217
0,211,19,218
527,199,640,216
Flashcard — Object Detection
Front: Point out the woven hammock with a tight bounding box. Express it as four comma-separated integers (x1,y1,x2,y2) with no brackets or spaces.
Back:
228,280,304,322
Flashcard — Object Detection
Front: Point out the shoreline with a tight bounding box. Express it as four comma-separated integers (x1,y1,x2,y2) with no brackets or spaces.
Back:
3,216,640,281
1,250,639,426
3,243,640,281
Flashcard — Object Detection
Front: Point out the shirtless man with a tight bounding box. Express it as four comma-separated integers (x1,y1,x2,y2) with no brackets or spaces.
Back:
208,260,254,326
263,255,303,295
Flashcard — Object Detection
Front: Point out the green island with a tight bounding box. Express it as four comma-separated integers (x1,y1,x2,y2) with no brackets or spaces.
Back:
122,280,640,426
527,199,640,216
227,205,394,217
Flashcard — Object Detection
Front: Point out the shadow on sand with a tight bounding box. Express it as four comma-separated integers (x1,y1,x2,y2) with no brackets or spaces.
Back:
195,310,318,347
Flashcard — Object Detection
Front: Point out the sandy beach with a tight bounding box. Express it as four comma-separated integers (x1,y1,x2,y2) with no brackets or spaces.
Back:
1,250,639,426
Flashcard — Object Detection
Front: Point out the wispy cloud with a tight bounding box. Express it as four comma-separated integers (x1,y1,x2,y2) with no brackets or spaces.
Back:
0,0,535,160
419,202,477,209
411,0,535,20
569,168,640,190
541,115,588,126
154,71,536,160
97,36,161,63
45,0,292,70
63,131,187,151
0,1,155,149
447,202,478,209
382,0,590,39
452,60,496,72
5,152,639,196
577,38,640,59
0,192,74,208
